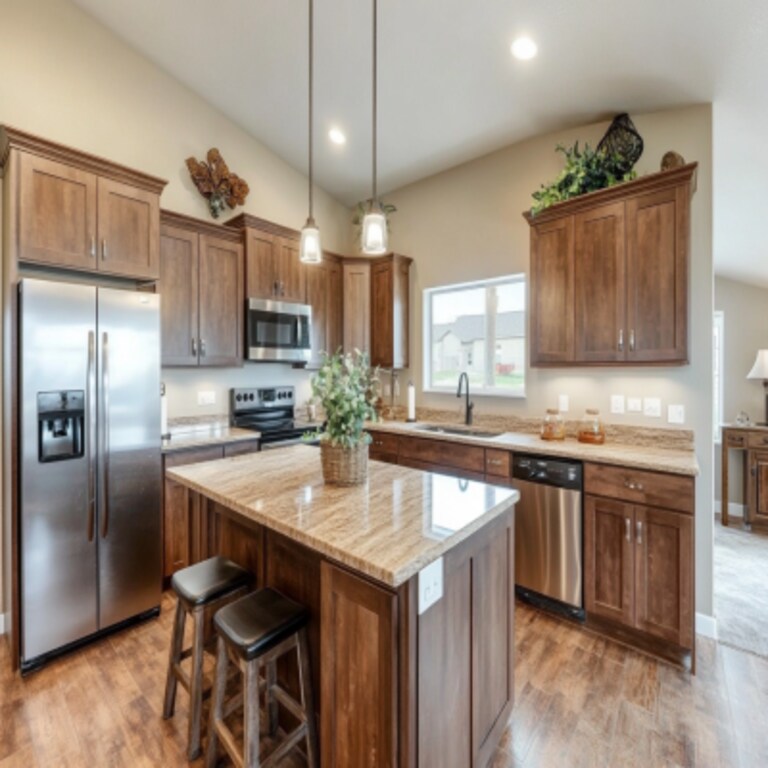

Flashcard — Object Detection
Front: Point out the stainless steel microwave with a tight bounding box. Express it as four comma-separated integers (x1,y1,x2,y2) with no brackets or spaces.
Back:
246,298,312,363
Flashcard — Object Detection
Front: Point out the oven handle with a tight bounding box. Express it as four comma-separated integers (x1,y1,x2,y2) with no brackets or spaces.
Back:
260,436,309,451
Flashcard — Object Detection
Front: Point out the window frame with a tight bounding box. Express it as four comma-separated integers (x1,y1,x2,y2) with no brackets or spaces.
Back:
422,274,526,398
713,310,724,442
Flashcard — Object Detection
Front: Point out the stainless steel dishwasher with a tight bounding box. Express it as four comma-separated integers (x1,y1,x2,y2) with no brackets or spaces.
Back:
513,454,584,619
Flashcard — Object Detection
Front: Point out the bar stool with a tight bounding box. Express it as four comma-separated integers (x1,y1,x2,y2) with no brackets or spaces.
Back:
206,588,319,768
163,556,252,760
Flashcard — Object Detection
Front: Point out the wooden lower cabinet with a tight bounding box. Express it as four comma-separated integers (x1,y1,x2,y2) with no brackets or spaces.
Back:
748,449,768,528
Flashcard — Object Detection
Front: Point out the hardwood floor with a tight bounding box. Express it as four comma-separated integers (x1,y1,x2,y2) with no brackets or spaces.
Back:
1,593,767,767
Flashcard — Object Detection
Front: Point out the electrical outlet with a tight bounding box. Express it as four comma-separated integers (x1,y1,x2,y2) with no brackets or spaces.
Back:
418,557,444,615
558,394,569,413
610,395,625,414
627,397,642,413
643,397,661,417
668,404,685,424
197,390,216,406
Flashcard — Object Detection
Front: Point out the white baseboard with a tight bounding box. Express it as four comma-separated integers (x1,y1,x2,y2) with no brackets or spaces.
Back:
696,612,718,640
714,499,746,519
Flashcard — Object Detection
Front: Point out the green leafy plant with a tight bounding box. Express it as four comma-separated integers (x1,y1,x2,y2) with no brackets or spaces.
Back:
351,199,397,246
310,350,379,448
530,142,637,216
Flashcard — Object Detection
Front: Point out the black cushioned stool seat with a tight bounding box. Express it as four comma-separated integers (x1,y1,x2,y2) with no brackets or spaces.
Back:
206,588,319,768
163,556,252,761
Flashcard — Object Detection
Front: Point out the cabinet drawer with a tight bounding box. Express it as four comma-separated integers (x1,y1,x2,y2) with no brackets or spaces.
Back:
368,430,400,456
164,445,224,468
485,449,511,478
584,463,694,515
224,440,261,458
398,436,486,474
747,432,768,449
398,456,486,482
724,431,747,448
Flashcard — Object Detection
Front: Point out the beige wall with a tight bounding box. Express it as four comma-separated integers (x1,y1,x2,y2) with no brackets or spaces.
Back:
713,276,768,506
386,105,716,617
0,0,353,622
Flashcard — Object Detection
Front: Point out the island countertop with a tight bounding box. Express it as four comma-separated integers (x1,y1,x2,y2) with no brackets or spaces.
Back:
166,444,519,587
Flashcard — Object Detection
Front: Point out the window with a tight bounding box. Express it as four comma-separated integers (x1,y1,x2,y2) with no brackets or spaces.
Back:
423,274,526,396
713,311,724,441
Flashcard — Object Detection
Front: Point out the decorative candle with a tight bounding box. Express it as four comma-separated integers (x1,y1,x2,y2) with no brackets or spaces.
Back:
407,381,416,422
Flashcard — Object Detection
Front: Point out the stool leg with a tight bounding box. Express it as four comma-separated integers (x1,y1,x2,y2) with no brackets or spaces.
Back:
297,627,319,768
162,597,186,719
206,636,228,768
187,605,206,761
265,659,278,737
243,658,261,768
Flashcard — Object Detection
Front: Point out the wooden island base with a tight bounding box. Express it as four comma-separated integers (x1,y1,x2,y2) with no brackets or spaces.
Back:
186,492,515,768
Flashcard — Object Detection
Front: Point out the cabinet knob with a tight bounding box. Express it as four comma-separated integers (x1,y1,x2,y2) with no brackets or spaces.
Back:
101,239,108,260
625,517,632,543
636,520,643,545
629,329,636,352
618,329,624,352
90,236,96,258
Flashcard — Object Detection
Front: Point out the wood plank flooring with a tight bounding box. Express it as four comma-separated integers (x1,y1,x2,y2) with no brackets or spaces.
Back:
1,593,767,767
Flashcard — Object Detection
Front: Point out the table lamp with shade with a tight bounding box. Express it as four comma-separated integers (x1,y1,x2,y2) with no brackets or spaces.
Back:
747,349,768,424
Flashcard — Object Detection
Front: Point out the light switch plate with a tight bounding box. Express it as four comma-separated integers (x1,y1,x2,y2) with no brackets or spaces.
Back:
418,557,444,615
610,394,625,414
668,404,685,424
197,390,216,406
643,397,662,418
558,394,569,413
627,397,642,413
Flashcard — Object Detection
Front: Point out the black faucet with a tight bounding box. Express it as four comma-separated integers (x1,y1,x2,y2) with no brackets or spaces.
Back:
456,372,474,426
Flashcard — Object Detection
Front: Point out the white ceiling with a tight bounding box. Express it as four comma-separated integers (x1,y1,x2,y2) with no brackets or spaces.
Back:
69,0,768,284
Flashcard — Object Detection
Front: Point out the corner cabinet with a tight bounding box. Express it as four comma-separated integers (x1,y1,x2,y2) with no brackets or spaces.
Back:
1,126,165,280
159,211,243,367
526,163,696,366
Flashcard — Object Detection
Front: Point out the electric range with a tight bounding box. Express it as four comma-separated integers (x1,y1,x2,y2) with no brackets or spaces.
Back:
230,386,311,449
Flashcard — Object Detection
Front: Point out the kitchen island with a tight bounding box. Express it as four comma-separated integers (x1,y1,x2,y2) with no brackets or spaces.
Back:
167,445,519,768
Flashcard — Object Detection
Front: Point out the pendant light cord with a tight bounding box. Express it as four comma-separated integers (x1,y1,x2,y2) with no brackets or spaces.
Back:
308,0,314,221
372,0,378,207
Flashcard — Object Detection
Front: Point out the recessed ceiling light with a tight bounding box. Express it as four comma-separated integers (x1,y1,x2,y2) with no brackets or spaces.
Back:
329,127,347,145
511,36,537,61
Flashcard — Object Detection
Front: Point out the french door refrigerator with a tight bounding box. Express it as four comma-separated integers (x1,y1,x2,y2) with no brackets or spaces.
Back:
19,278,162,670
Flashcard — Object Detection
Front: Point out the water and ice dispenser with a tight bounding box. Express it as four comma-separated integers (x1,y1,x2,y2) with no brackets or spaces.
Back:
37,390,85,462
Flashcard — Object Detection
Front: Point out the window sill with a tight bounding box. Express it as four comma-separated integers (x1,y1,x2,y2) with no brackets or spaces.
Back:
422,387,526,399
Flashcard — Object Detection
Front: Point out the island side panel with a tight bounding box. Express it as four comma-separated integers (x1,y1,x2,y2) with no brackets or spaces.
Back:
320,561,398,768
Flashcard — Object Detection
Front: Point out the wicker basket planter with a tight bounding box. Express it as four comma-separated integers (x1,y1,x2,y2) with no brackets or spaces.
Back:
320,441,369,486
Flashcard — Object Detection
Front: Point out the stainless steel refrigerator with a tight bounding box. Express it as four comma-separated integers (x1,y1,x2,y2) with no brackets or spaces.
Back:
19,278,162,669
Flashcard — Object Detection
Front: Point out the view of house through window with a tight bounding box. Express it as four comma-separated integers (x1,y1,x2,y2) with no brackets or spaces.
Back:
424,275,526,396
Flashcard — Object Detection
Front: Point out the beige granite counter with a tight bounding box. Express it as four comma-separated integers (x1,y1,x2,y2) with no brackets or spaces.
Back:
166,445,519,587
161,424,260,453
367,420,700,477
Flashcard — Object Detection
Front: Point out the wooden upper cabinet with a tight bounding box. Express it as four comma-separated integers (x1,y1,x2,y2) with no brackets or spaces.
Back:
227,214,305,303
343,261,371,354
529,217,573,364
327,258,343,357
3,127,166,280
159,211,243,368
370,254,411,369
306,253,344,367
526,163,696,366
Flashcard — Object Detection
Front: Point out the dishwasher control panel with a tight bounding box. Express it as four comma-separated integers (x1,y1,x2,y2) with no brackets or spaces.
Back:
512,455,582,490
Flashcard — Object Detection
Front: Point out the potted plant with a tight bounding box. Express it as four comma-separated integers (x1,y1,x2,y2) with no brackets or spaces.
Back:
310,349,379,485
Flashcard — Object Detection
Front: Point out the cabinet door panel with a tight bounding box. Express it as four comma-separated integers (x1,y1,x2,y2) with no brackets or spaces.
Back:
18,153,97,270
276,237,306,303
343,262,371,354
752,450,768,524
574,202,626,362
198,235,243,366
584,495,634,627
97,177,160,279
529,217,573,363
306,260,329,367
327,259,343,355
159,224,199,366
245,229,277,298
371,260,393,367
634,506,693,648
625,186,687,362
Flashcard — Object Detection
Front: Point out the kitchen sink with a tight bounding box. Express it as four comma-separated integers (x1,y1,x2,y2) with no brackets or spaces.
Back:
415,424,505,439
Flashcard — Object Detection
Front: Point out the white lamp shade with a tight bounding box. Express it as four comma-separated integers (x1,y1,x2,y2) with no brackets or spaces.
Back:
299,222,322,264
361,210,388,255
747,349,768,380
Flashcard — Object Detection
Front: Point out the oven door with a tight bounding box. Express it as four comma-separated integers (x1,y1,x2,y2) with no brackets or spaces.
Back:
247,299,312,363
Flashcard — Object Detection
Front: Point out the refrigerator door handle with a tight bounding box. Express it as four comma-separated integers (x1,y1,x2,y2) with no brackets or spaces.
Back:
87,330,96,542
101,331,110,539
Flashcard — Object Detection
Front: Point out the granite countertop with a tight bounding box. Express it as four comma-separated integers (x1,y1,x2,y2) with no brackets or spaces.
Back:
166,445,519,587
161,425,260,454
367,420,700,477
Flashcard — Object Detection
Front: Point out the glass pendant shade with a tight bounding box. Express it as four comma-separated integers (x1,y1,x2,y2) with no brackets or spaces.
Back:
299,218,322,264
361,208,387,255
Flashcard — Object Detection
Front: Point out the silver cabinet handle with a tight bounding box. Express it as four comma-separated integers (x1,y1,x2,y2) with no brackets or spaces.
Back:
87,330,96,542
101,239,108,260
636,520,643,545
625,517,632,543
192,337,198,356
623,479,645,491
488,458,503,466
618,329,624,352
101,331,110,539
200,338,206,357
273,280,279,296
629,329,635,352
90,236,96,259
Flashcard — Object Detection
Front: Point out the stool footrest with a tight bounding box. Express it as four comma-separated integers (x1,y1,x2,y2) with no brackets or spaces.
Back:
270,683,306,723
261,723,307,768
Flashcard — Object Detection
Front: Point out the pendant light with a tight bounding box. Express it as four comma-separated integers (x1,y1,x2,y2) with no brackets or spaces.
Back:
361,0,388,255
299,0,322,264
